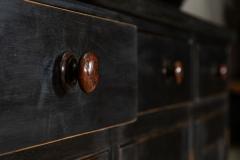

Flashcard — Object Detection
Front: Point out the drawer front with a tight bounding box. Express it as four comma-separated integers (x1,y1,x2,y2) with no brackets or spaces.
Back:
74,152,109,160
0,1,137,154
119,144,137,160
118,129,189,160
196,141,226,160
137,129,189,160
138,33,192,111
194,114,225,149
114,103,190,148
0,131,110,160
198,45,228,97
193,101,228,160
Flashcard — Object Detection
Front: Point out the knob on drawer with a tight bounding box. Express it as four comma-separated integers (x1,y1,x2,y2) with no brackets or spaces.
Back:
162,60,184,85
218,64,228,80
53,52,100,95
59,52,78,90
78,52,100,93
174,61,184,84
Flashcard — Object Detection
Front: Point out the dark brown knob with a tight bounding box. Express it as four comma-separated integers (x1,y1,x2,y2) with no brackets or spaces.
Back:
78,52,100,93
174,61,184,85
162,60,184,85
58,52,78,92
54,52,99,95
218,64,228,80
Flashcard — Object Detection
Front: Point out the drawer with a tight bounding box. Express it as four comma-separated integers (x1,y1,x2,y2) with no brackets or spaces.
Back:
118,129,189,160
119,143,137,160
136,129,189,160
196,141,226,160
0,131,110,160
74,152,109,160
193,96,227,119
193,96,228,159
0,1,137,154
194,114,225,149
138,33,192,111
114,103,190,146
198,45,228,97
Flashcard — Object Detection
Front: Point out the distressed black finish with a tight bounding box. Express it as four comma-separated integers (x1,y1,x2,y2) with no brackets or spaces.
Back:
193,95,229,160
138,33,192,111
0,131,110,160
0,0,232,160
111,103,190,144
0,0,137,154
136,129,189,160
198,44,228,97
115,104,190,160
118,128,189,160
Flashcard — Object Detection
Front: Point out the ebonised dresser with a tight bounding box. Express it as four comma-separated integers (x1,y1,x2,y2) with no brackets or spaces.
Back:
0,0,233,160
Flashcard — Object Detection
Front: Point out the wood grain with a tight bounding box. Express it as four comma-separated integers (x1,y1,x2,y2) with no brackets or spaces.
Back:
0,0,137,154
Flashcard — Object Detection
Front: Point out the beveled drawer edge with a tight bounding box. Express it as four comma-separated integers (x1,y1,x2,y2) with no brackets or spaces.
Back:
119,120,189,148
73,150,109,160
202,141,225,153
24,0,137,28
195,109,226,123
0,118,137,157
138,101,193,117
136,121,189,144
195,92,228,104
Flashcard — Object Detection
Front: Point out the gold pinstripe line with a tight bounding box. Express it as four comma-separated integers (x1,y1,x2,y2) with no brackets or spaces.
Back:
0,118,137,157
24,0,136,28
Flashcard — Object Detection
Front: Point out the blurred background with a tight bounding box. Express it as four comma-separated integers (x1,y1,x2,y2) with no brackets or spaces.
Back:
182,0,226,25
177,0,240,159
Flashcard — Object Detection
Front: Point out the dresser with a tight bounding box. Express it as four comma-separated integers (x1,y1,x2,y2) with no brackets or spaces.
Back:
0,0,233,160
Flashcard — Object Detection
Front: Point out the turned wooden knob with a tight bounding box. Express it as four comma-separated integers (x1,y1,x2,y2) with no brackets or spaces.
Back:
174,61,184,85
56,52,99,94
58,52,78,92
162,60,184,85
218,64,228,80
78,52,100,93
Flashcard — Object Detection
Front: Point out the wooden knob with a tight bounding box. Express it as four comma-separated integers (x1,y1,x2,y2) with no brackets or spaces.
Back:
174,61,184,85
54,52,99,95
78,52,100,93
162,60,184,85
218,64,228,80
58,52,78,92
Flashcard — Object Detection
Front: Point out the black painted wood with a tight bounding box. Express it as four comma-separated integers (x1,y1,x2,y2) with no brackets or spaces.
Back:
118,128,189,160
138,33,192,111
118,143,137,160
198,44,228,97
193,95,228,119
116,104,190,160
0,131,110,160
0,0,232,160
78,0,232,39
73,151,110,160
136,129,189,160
106,104,191,159
29,0,233,41
201,143,224,160
0,0,137,154
193,96,229,160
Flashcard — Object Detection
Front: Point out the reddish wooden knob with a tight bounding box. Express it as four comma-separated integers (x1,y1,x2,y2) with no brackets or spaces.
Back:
174,61,184,85
218,64,228,80
58,52,78,92
161,60,184,85
55,52,99,95
78,52,100,93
